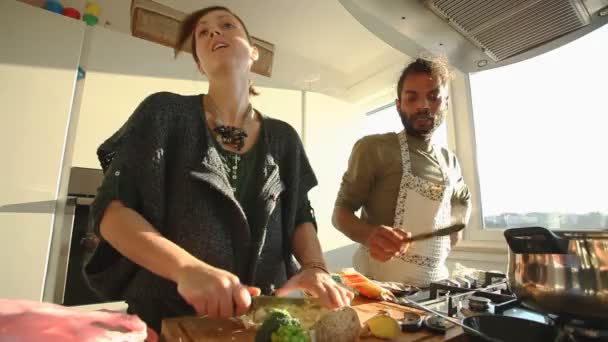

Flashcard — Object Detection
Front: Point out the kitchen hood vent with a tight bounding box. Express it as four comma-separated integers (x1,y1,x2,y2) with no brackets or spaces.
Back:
425,0,591,62
130,0,274,77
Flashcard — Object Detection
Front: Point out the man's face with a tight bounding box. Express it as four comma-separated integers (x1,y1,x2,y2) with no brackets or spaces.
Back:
396,72,449,138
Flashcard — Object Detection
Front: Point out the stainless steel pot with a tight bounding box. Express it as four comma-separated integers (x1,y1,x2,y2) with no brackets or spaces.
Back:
504,226,608,319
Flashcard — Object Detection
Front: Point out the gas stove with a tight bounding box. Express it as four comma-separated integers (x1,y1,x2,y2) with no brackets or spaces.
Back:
398,271,513,316
395,272,608,342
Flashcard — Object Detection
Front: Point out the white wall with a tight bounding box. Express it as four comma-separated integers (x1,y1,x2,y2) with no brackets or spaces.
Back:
250,88,302,134
72,71,205,168
303,93,367,271
0,1,85,300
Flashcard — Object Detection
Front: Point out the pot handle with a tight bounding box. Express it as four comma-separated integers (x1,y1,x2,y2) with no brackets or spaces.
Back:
504,226,570,254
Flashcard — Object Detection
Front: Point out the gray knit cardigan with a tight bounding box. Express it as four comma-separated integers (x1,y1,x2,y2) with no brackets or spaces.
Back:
83,92,317,320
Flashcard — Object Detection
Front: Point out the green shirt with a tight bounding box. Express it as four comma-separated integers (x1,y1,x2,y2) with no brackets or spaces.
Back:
335,132,470,227
210,120,315,228
210,123,265,226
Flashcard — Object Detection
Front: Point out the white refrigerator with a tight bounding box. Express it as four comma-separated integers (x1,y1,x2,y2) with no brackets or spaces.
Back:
0,0,85,301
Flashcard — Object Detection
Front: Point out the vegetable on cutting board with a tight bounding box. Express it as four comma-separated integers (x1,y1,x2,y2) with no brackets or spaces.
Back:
252,306,361,342
255,309,308,342
361,310,401,340
272,324,310,342
337,268,396,301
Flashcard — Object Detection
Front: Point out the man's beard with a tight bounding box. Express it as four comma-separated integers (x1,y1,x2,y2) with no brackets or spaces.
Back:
399,109,446,139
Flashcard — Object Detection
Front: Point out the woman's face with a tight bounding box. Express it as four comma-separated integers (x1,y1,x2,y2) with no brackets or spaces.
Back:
193,10,258,77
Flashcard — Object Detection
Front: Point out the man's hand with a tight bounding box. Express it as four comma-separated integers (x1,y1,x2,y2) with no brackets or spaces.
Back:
275,268,354,309
366,225,411,262
176,261,261,319
450,230,463,247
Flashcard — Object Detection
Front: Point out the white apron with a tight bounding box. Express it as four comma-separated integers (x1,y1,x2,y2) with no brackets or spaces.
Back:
353,131,456,288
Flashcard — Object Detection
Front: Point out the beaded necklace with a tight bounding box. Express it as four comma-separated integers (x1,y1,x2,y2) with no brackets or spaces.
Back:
205,96,254,152
205,96,255,192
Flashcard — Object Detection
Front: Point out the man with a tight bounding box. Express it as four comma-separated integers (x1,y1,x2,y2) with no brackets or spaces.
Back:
332,58,471,287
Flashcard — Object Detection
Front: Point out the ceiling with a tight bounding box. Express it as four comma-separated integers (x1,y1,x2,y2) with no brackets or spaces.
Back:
160,0,405,74
160,0,413,105
76,0,410,108
31,0,608,108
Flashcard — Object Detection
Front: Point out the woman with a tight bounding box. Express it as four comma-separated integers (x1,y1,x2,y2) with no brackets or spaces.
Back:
84,6,352,333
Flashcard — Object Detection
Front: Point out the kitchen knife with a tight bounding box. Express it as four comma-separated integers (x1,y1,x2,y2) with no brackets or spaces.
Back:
250,295,321,311
403,223,465,242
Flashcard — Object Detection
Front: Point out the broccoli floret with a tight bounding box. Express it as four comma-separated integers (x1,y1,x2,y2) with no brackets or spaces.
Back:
255,309,302,342
271,324,310,342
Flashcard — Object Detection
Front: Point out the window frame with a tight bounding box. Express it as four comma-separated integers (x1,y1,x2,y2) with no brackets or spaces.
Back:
449,71,506,247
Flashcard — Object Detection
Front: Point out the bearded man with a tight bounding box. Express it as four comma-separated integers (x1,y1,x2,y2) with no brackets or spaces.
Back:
332,58,471,287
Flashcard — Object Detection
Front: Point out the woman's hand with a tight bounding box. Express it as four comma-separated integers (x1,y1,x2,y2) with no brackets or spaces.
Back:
176,262,261,319
275,268,354,309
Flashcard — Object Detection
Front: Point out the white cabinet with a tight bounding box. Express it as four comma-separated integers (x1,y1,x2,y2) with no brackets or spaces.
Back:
0,1,85,300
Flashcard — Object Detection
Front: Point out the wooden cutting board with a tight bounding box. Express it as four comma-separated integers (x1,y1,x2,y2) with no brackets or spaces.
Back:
161,297,455,342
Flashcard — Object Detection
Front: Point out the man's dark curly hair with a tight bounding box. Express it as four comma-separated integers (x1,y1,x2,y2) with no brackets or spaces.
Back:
397,57,452,99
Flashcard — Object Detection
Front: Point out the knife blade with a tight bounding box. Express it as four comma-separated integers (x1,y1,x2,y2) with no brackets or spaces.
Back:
250,295,321,311
403,223,465,242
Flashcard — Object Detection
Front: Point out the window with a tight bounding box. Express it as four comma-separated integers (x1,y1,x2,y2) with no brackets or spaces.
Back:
469,25,608,230
365,103,449,147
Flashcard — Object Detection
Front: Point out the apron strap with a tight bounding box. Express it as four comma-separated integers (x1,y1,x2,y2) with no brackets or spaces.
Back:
432,145,451,186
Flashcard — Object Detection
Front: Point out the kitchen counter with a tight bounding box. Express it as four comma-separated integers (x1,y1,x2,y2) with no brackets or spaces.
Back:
161,296,459,341
351,297,461,342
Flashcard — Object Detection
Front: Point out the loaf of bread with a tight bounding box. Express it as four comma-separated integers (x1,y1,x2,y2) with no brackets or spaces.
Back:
312,307,361,342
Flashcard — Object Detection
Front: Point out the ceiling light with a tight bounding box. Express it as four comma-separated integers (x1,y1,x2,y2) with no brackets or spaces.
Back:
477,60,488,68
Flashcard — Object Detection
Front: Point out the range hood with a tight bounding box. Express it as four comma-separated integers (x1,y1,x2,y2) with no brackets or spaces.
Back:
339,0,608,73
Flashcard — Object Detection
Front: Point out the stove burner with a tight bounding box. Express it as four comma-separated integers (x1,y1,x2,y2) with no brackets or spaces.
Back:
424,314,454,334
429,275,508,300
468,296,492,312
400,312,423,332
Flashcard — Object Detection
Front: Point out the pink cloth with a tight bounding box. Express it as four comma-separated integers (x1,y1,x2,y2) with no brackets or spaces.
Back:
0,299,158,342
